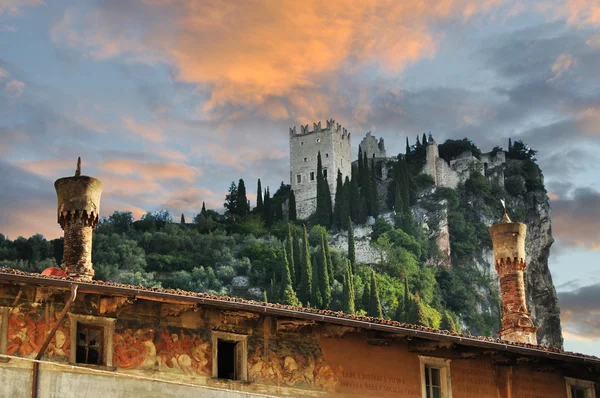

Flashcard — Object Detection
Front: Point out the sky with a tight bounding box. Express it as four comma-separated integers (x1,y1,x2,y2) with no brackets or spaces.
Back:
0,0,599,355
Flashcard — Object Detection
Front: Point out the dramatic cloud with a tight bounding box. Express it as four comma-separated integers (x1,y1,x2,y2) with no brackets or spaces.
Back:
99,159,203,183
552,187,600,250
559,283,600,341
123,116,164,143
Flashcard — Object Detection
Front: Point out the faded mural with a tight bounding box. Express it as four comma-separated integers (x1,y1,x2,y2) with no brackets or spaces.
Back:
113,324,212,376
247,336,338,392
6,307,70,360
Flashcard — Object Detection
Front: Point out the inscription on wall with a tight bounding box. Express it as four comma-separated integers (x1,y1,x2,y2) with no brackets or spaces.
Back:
451,360,497,398
339,371,420,396
512,368,566,398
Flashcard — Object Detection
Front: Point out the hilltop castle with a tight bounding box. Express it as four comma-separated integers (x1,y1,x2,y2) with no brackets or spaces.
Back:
289,119,351,219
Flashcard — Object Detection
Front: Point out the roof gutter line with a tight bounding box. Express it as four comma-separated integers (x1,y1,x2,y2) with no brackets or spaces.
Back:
31,284,78,398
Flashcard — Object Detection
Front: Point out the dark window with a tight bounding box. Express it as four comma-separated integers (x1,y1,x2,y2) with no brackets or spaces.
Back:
571,387,585,398
425,366,441,398
304,157,308,162
296,174,302,184
323,169,328,179
217,340,237,380
76,323,104,365
325,153,329,158
310,172,315,181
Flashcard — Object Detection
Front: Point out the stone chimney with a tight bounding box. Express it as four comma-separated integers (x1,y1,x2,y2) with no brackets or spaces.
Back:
54,158,103,281
489,211,538,345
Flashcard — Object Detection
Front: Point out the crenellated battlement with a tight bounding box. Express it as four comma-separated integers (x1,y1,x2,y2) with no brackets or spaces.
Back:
495,257,527,275
289,119,350,140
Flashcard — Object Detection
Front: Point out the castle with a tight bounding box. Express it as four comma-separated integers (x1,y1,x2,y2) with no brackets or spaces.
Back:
289,119,351,219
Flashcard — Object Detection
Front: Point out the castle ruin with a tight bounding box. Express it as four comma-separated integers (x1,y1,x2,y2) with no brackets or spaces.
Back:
289,119,351,220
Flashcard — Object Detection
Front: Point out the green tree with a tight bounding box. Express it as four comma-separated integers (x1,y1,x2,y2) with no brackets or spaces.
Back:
406,137,410,154
333,169,344,228
269,272,279,303
224,181,238,216
311,251,323,308
256,179,263,211
349,166,362,223
368,270,383,318
319,234,332,308
263,187,273,227
342,260,355,314
361,279,371,312
201,202,206,216
285,223,295,286
323,231,334,285
297,225,313,305
369,159,379,216
440,311,457,332
340,177,351,230
315,151,332,227
180,213,185,224
348,218,356,273
236,178,250,216
292,226,302,288
415,295,430,327
288,190,297,221
280,248,300,306
422,133,428,147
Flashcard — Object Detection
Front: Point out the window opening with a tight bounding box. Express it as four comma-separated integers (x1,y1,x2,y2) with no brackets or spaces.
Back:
76,323,104,365
304,157,308,162
425,366,442,398
323,169,328,179
316,138,321,143
310,172,315,181
571,387,586,398
217,340,237,380
300,141,304,146
325,153,329,158
296,174,302,184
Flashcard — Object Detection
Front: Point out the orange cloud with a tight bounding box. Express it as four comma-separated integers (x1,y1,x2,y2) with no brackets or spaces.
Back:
547,53,576,83
4,79,24,97
202,143,287,170
162,187,218,213
99,159,202,183
538,0,600,26
51,0,507,117
20,159,76,178
157,149,187,161
123,117,164,142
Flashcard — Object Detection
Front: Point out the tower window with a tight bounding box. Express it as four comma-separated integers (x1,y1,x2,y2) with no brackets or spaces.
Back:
296,174,302,184
323,169,328,179
310,172,315,181
325,153,329,158
304,157,308,162
316,138,321,143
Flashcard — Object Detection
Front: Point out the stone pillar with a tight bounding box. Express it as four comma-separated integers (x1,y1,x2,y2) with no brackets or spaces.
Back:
54,158,103,281
489,212,538,345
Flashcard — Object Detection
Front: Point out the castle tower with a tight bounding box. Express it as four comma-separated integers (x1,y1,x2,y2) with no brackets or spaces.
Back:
54,158,104,281
425,135,439,186
489,211,538,345
289,119,351,219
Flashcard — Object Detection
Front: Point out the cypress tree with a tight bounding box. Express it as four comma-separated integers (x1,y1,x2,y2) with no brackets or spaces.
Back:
315,151,330,227
415,296,430,327
333,169,344,228
311,251,323,308
224,181,238,216
358,146,364,178
342,261,355,314
368,270,383,318
323,231,334,286
508,137,512,152
263,290,268,303
361,282,371,312
269,272,279,303
416,135,421,148
256,179,263,211
201,202,206,216
263,187,273,227
288,190,297,221
180,213,185,224
361,151,371,216
369,159,379,216
422,133,428,147
298,225,313,305
348,218,356,273
293,226,302,288
406,137,410,154
350,166,360,223
403,276,410,322
441,311,457,332
286,224,295,286
236,178,249,216
280,248,300,306
340,177,351,230
319,234,331,308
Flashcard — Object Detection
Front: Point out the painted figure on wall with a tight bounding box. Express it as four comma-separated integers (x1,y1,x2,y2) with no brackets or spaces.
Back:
6,307,70,360
247,338,338,392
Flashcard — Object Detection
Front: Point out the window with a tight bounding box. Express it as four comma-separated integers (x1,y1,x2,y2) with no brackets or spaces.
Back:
304,157,308,162
68,314,115,367
211,331,248,381
325,153,329,158
300,141,304,146
76,324,103,365
566,377,596,398
323,169,328,179
316,138,321,143
296,174,302,184
419,356,452,398
310,172,315,181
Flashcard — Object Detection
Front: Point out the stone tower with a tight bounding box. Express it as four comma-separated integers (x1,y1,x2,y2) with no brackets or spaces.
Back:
489,211,538,345
425,135,439,186
289,119,351,219
54,158,104,281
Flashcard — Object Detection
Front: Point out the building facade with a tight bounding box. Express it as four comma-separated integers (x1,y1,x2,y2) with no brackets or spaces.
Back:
289,119,351,219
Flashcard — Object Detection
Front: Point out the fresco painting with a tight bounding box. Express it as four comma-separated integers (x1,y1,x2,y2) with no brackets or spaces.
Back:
247,337,338,392
6,307,70,360
112,324,212,376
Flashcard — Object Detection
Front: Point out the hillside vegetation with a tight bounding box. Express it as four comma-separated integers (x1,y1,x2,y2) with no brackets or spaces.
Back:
0,137,542,337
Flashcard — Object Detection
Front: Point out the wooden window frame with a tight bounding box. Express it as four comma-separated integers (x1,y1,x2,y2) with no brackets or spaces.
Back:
0,307,9,356
419,355,452,398
211,331,248,382
68,313,115,368
566,377,596,398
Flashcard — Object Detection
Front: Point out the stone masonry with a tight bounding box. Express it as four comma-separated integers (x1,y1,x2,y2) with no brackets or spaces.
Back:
54,158,104,280
489,212,538,345
289,119,351,220
359,131,386,159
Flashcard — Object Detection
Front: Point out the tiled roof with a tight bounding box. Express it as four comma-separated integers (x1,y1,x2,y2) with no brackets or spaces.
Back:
1,267,598,365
